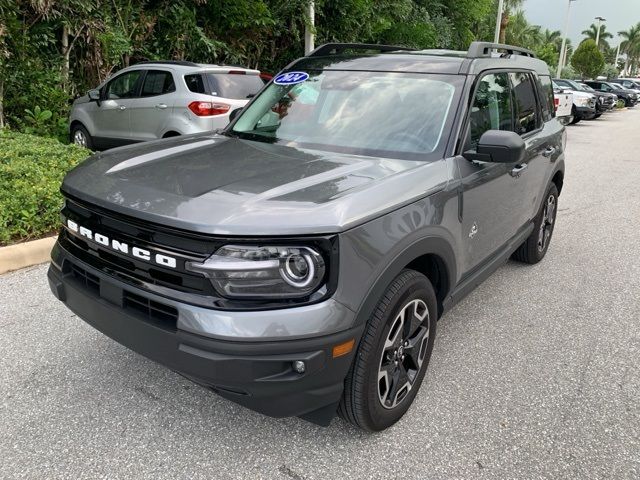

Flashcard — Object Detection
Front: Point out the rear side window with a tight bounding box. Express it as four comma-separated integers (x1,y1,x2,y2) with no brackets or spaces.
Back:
509,72,539,135
469,72,513,148
185,74,206,94
141,70,175,96
536,75,555,122
206,73,263,99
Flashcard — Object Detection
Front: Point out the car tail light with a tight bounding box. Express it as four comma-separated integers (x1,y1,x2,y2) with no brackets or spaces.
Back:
554,97,559,111
188,101,230,116
227,70,246,75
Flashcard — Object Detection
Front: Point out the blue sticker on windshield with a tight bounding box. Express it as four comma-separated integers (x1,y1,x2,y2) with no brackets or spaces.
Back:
274,71,309,85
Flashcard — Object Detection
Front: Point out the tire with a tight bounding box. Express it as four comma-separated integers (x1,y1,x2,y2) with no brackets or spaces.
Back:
512,183,559,264
338,269,437,431
569,106,580,124
70,124,94,150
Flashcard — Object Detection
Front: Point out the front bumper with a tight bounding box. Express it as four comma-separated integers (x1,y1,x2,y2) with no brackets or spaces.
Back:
48,245,362,424
575,105,596,119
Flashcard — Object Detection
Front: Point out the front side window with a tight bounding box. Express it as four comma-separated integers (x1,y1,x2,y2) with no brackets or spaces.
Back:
105,71,144,99
510,72,539,135
469,72,513,148
231,70,461,160
141,70,175,96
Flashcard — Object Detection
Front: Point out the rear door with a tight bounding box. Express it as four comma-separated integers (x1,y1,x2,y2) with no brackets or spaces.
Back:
128,69,176,141
93,70,144,142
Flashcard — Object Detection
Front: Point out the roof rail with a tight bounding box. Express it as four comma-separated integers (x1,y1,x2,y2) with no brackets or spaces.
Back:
307,43,416,57
132,60,200,67
467,42,536,59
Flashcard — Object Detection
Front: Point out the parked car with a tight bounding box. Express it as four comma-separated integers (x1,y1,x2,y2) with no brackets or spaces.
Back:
611,78,640,93
49,42,565,432
552,80,597,123
553,78,616,117
583,80,638,107
553,87,573,124
69,61,264,150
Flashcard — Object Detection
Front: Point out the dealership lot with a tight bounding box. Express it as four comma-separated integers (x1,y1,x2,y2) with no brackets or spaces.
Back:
1,108,639,479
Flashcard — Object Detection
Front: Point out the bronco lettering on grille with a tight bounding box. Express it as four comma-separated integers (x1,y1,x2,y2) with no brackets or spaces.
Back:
66,219,177,268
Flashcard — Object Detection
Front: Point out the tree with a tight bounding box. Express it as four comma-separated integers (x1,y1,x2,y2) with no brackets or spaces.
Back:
582,23,613,50
619,23,640,75
571,39,605,79
504,10,541,48
498,0,524,44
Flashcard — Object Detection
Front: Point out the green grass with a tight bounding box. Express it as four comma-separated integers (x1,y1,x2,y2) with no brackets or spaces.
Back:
0,130,91,246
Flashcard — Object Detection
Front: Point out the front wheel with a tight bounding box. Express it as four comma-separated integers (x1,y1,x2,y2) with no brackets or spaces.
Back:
512,183,559,264
338,269,437,431
70,124,94,150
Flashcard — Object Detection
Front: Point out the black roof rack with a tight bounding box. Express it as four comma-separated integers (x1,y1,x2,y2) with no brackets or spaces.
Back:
467,42,536,58
307,43,416,57
132,60,200,67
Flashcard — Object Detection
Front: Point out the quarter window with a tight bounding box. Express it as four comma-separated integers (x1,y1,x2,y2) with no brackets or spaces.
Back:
105,71,143,99
141,70,175,96
469,72,513,148
185,74,205,94
509,72,539,135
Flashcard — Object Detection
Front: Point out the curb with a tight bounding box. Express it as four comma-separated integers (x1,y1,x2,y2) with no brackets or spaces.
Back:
0,236,57,275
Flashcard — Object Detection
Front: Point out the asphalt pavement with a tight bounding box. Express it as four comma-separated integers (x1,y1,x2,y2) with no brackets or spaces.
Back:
1,108,639,479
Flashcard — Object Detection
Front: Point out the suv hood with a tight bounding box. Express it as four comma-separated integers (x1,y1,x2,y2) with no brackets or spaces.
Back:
62,133,449,235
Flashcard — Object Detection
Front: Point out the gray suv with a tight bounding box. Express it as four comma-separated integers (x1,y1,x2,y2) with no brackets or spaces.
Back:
69,61,263,150
49,42,565,431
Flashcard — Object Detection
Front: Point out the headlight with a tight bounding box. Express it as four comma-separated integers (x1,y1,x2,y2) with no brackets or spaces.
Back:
575,97,589,106
186,245,326,299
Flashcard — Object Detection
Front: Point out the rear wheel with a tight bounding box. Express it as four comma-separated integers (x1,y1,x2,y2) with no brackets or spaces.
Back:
338,269,437,431
512,183,558,264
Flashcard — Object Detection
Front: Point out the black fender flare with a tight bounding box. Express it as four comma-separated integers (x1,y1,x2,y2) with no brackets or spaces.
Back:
351,235,457,328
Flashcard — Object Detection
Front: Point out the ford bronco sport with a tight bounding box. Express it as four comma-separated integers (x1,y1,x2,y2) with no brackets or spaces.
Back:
48,42,565,431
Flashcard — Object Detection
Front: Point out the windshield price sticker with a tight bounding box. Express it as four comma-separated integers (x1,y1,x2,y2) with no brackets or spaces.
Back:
274,71,309,85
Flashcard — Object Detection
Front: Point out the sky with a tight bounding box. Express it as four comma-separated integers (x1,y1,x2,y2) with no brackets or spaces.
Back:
521,0,638,48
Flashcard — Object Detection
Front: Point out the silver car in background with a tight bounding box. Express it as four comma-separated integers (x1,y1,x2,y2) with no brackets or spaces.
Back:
69,61,263,150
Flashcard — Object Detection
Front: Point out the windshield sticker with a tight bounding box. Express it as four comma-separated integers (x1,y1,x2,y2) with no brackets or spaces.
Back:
274,71,309,85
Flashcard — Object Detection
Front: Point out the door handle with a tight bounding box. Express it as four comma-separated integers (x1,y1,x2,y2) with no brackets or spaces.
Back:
542,146,556,157
155,103,168,109
510,163,528,177
118,105,126,111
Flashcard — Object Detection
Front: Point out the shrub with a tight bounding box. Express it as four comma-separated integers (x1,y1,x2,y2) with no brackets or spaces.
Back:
571,39,605,79
0,130,90,245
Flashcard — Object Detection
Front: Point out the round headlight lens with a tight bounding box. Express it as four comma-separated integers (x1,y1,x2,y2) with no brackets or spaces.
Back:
281,253,315,287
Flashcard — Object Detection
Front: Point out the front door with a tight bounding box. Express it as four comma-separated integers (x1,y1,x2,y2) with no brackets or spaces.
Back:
93,70,144,143
457,71,532,274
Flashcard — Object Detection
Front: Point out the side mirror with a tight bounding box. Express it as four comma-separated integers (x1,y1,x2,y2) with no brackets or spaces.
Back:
463,130,525,164
229,107,243,122
88,89,101,106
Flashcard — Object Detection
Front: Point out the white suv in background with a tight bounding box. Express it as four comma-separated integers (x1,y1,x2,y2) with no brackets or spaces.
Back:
69,61,263,150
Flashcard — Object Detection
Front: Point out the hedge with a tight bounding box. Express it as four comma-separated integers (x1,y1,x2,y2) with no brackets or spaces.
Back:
0,131,91,246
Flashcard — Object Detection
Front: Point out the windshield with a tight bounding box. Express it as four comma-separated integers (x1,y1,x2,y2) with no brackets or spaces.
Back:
580,83,596,92
229,70,461,160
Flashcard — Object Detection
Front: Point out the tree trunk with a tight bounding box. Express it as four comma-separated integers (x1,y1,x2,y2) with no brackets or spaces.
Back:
0,77,4,129
61,24,70,88
499,11,508,44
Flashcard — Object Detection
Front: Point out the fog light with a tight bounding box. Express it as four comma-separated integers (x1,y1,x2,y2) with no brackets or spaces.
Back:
293,360,306,374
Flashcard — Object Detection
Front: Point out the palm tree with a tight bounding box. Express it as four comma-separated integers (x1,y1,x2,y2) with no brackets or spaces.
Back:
619,23,640,75
498,0,524,44
505,10,542,49
542,29,562,48
582,23,613,50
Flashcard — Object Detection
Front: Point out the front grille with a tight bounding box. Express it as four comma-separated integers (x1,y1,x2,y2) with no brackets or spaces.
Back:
61,197,216,297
